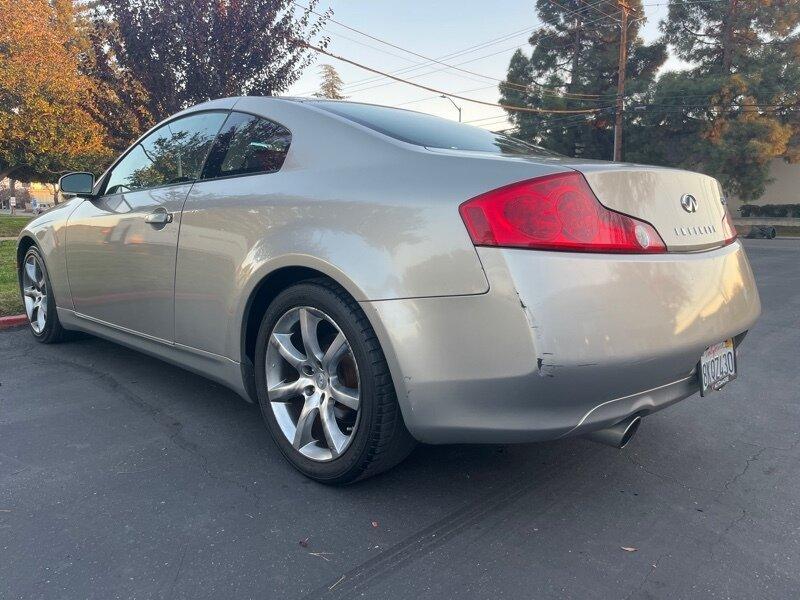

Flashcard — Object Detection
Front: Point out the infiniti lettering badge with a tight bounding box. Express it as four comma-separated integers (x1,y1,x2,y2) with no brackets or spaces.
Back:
680,193,698,213
674,224,717,236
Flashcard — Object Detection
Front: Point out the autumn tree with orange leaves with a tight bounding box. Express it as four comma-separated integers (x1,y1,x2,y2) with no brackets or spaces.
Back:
0,0,110,183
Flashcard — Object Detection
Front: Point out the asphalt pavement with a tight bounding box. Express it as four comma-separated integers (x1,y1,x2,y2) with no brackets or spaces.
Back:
1,239,798,599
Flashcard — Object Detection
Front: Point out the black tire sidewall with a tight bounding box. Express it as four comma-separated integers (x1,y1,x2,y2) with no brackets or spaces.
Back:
254,283,381,483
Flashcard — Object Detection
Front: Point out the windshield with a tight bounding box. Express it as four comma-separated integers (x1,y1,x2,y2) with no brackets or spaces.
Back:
308,100,557,156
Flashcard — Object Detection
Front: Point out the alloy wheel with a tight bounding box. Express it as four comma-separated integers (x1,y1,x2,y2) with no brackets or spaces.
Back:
22,254,48,334
265,306,361,462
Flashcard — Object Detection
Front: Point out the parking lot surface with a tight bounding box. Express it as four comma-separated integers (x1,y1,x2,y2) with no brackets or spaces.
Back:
1,239,798,599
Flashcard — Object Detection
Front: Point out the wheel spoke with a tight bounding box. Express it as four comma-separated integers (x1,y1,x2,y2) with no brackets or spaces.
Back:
292,401,319,450
24,260,36,284
320,397,348,458
329,378,360,411
35,262,45,289
270,332,306,370
35,304,46,330
299,308,323,366
24,295,35,320
322,332,348,373
23,286,37,299
267,378,304,402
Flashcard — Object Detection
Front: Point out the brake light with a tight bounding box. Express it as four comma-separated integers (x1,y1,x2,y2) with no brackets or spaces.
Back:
459,172,666,253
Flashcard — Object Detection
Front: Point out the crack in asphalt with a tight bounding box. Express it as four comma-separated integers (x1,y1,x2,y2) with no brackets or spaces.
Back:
624,550,670,600
723,447,767,491
708,508,748,565
624,453,723,494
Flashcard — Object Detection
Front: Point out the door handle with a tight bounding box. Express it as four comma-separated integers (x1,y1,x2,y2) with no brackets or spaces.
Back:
144,209,173,225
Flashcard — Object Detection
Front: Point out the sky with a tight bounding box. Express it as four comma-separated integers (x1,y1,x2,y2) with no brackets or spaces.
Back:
287,0,684,130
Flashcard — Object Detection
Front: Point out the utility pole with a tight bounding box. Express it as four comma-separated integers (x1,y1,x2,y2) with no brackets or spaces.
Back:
613,0,632,162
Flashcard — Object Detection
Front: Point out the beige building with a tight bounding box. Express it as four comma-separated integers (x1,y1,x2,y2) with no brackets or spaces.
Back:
0,179,57,209
729,158,800,213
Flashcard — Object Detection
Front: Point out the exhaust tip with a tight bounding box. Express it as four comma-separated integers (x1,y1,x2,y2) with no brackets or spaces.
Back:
618,416,641,449
584,415,642,449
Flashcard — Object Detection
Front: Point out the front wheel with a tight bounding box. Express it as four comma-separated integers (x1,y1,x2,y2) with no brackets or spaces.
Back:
19,246,67,343
254,280,416,484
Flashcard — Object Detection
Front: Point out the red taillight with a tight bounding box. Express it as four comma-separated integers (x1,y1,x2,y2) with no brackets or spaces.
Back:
459,172,666,253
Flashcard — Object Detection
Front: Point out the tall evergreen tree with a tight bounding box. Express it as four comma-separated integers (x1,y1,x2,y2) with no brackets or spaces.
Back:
313,64,346,99
628,0,800,201
499,0,665,159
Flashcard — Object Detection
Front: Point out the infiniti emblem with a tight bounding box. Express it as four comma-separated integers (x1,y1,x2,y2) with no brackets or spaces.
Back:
680,194,698,213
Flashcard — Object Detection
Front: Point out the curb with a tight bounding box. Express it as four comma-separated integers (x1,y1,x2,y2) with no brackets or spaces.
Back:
0,314,27,330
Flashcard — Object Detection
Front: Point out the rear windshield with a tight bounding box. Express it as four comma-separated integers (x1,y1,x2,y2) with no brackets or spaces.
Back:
309,100,556,156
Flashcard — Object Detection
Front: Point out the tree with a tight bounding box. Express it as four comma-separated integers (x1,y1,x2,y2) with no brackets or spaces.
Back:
499,0,666,159
627,0,800,201
313,64,346,99
89,0,330,124
0,0,109,182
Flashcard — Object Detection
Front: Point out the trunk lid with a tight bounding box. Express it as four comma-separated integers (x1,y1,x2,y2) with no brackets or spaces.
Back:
423,147,730,252
567,162,730,252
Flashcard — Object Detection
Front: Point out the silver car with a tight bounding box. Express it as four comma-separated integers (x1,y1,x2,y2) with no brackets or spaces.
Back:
17,97,760,483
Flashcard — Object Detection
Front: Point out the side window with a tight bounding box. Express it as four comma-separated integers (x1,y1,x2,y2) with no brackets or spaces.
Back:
202,112,291,179
103,111,226,195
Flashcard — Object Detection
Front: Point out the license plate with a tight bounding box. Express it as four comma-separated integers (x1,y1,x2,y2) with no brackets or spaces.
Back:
699,338,737,396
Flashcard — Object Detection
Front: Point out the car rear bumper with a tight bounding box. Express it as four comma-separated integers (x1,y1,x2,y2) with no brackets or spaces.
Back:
361,240,760,444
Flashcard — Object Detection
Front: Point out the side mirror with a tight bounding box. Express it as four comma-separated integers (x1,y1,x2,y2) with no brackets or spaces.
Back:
58,172,95,197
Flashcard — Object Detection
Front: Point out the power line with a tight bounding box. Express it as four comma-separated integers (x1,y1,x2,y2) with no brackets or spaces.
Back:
339,14,623,100
548,0,621,24
342,10,625,98
577,0,623,21
330,26,536,92
320,29,420,65
301,42,609,115
293,0,611,100
396,85,498,106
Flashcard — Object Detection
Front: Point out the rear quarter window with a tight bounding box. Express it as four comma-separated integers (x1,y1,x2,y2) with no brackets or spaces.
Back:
309,100,556,157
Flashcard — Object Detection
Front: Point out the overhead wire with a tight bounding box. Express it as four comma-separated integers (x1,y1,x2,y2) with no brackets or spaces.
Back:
293,0,615,100
301,42,611,115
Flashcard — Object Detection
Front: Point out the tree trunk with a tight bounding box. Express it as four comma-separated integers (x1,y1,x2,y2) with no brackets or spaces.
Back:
569,16,582,156
0,166,19,180
570,18,581,95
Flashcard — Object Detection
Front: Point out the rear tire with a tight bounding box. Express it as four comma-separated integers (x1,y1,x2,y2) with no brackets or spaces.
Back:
19,246,68,344
254,279,416,484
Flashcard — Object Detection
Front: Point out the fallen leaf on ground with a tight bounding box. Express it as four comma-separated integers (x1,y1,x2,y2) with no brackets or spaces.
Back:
299,537,309,547
371,521,379,528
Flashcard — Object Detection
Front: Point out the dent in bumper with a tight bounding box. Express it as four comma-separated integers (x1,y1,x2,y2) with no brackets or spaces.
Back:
361,241,760,444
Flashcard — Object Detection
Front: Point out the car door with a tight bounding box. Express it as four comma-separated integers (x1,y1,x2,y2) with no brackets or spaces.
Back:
66,111,228,341
174,111,293,356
